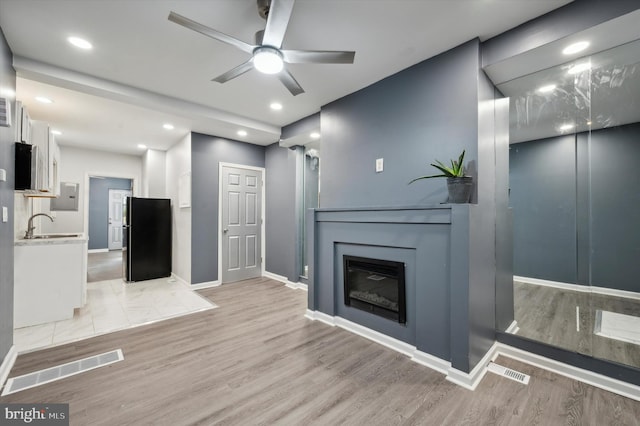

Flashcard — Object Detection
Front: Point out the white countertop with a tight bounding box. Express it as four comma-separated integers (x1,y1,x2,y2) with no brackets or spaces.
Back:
15,233,88,246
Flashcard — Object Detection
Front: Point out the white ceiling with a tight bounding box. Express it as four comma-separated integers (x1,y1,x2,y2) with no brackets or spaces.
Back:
0,0,573,155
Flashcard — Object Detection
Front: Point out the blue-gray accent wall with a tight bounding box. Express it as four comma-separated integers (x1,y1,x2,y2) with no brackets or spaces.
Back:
191,132,265,284
310,39,503,373
320,39,480,208
264,143,297,281
0,27,15,366
510,123,640,293
88,177,132,250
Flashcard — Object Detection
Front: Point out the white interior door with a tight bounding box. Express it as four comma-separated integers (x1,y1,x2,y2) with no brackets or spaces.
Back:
108,189,131,250
222,165,263,283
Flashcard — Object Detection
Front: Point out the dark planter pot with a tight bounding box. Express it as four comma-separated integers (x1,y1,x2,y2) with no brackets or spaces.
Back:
446,177,473,203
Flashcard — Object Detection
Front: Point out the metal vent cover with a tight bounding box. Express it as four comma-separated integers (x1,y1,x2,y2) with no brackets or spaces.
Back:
487,361,530,385
2,349,124,396
0,97,11,127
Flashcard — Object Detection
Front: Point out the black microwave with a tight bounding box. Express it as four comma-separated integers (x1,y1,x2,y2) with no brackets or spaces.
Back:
15,142,38,190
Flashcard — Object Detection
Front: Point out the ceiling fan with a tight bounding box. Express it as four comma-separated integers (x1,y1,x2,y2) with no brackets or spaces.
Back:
168,0,355,96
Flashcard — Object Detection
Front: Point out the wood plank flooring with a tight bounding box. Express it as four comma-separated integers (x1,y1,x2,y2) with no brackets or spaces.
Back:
87,250,123,282
2,277,639,425
514,281,640,369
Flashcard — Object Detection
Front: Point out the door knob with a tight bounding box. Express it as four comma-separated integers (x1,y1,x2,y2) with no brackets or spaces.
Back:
223,228,228,233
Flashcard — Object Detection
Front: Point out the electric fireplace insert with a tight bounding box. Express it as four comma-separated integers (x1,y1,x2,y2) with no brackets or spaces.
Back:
343,255,406,323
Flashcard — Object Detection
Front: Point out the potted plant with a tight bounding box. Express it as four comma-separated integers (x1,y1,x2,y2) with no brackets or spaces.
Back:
409,149,473,203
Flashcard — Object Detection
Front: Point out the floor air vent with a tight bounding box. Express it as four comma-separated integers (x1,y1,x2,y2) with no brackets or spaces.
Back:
1,349,123,396
487,362,530,385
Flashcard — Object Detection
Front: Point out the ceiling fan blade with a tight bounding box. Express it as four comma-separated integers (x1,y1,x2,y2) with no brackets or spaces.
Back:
282,50,355,64
168,11,254,54
262,0,295,48
278,68,305,96
212,59,254,83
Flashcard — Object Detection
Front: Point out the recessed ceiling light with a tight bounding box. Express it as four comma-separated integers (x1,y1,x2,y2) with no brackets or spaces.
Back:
586,121,592,126
562,41,589,55
559,123,574,131
567,62,591,74
68,36,93,50
137,144,147,149
237,130,247,137
310,132,320,139
51,130,62,135
35,96,53,104
270,102,283,111
163,123,174,130
537,84,556,93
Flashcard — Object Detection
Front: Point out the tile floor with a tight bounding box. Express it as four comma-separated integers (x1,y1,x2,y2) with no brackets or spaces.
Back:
14,277,218,353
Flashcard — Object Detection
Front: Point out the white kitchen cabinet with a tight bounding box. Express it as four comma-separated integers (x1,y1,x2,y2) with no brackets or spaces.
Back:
14,235,88,328
13,101,31,144
30,120,59,194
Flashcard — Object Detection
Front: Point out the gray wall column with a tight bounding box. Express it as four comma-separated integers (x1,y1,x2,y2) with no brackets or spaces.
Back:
0,27,16,366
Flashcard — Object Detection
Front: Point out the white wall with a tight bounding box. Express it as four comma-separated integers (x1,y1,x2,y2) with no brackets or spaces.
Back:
39,146,142,234
142,149,166,198
166,134,191,283
14,193,32,239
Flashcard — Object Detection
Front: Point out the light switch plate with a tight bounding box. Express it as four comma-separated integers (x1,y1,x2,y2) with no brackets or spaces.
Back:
375,158,384,173
2,206,7,223
0,168,6,182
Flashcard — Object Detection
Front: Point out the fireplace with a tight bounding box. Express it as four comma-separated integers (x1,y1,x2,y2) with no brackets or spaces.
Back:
343,255,406,324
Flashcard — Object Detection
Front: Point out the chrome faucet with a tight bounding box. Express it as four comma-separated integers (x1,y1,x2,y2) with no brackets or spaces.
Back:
25,213,54,239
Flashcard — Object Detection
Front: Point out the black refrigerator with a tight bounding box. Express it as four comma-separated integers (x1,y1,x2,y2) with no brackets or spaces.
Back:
123,197,172,282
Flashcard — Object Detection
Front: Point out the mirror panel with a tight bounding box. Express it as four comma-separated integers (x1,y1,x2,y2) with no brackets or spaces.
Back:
496,37,640,368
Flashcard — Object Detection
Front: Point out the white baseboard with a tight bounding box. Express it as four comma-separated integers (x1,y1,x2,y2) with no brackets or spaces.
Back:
171,273,189,287
189,280,221,290
88,248,109,254
171,273,221,290
264,271,307,291
305,309,335,326
334,316,415,357
505,320,519,335
515,275,640,301
446,342,499,390
304,310,640,400
0,346,17,393
494,343,640,402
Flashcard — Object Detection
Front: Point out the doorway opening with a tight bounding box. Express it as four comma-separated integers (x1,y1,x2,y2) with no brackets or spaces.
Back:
87,176,132,282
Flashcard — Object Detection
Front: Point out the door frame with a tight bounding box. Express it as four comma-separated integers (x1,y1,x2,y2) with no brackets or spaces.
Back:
84,172,138,253
218,162,266,284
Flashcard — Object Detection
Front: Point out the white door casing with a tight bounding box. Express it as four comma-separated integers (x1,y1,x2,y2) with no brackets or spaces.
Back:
108,189,131,250
220,164,264,283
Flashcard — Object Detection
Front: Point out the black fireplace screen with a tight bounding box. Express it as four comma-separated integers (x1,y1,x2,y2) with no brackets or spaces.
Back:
343,255,406,324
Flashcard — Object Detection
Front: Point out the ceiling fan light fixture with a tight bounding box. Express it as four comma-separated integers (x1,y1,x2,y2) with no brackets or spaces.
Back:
253,47,284,74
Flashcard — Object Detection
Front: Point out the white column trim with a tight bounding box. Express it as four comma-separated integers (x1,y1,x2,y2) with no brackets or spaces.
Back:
0,346,18,392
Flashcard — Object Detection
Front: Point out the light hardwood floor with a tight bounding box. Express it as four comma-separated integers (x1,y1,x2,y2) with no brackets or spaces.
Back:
2,277,639,425
87,250,123,282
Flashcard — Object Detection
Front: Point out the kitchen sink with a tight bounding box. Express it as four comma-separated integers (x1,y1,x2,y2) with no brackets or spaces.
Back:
29,234,80,239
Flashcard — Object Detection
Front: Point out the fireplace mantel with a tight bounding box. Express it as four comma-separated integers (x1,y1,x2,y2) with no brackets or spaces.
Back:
306,203,496,386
